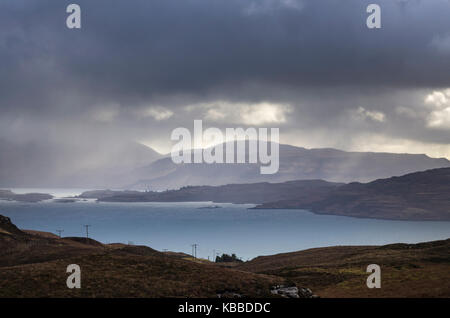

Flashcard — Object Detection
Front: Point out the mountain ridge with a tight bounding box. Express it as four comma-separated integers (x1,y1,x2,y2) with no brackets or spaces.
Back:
1,138,449,190
130,142,450,190
255,167,450,220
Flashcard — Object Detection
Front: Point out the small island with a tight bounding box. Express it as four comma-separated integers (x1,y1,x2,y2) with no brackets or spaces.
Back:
0,190,53,203
198,205,222,209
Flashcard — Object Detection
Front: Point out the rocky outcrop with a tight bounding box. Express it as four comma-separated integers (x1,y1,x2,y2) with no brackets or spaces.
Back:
217,290,243,298
0,215,25,236
270,285,317,298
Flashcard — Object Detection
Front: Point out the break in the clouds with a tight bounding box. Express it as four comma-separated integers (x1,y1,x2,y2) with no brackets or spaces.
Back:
0,0,450,158
425,89,450,129
187,101,292,125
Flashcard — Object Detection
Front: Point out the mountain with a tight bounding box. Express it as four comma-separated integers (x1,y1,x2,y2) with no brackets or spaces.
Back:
130,143,450,190
0,138,162,188
256,168,450,221
1,138,449,190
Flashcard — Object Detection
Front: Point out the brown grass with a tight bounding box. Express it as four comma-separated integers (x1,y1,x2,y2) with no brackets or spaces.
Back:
236,239,450,297
0,249,283,298
1,219,449,298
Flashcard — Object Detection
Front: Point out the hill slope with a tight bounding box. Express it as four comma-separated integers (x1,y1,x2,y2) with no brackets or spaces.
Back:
1,215,448,298
82,179,343,204
236,239,450,298
256,168,450,220
0,215,283,297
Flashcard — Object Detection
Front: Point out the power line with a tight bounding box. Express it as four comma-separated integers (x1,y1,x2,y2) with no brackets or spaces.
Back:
191,244,198,259
83,225,91,240
56,229,64,238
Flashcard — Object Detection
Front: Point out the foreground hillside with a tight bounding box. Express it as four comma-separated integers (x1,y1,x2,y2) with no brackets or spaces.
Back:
1,215,449,298
0,215,282,297
237,239,450,298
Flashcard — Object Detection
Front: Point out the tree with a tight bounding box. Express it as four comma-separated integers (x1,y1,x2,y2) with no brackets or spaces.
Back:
215,253,243,263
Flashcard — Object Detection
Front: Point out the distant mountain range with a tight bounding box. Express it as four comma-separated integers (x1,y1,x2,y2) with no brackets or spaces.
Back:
81,168,450,221
130,143,450,190
1,139,449,189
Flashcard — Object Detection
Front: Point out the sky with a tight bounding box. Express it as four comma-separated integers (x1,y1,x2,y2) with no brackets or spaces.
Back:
1,0,450,158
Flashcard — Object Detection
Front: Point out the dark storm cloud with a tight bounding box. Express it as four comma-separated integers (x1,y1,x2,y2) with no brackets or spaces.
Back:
0,0,449,156
1,0,450,104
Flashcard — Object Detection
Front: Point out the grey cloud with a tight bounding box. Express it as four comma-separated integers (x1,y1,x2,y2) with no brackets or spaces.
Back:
430,34,450,54
0,0,449,157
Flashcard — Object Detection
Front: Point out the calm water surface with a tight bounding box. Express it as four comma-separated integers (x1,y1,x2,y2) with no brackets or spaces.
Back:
1,189,449,260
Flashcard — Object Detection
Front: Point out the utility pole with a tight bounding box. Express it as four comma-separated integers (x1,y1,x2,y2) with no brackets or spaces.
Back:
56,229,63,238
84,225,91,239
191,244,198,259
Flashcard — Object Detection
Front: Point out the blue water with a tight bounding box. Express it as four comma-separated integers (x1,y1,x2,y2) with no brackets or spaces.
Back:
1,199,450,260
